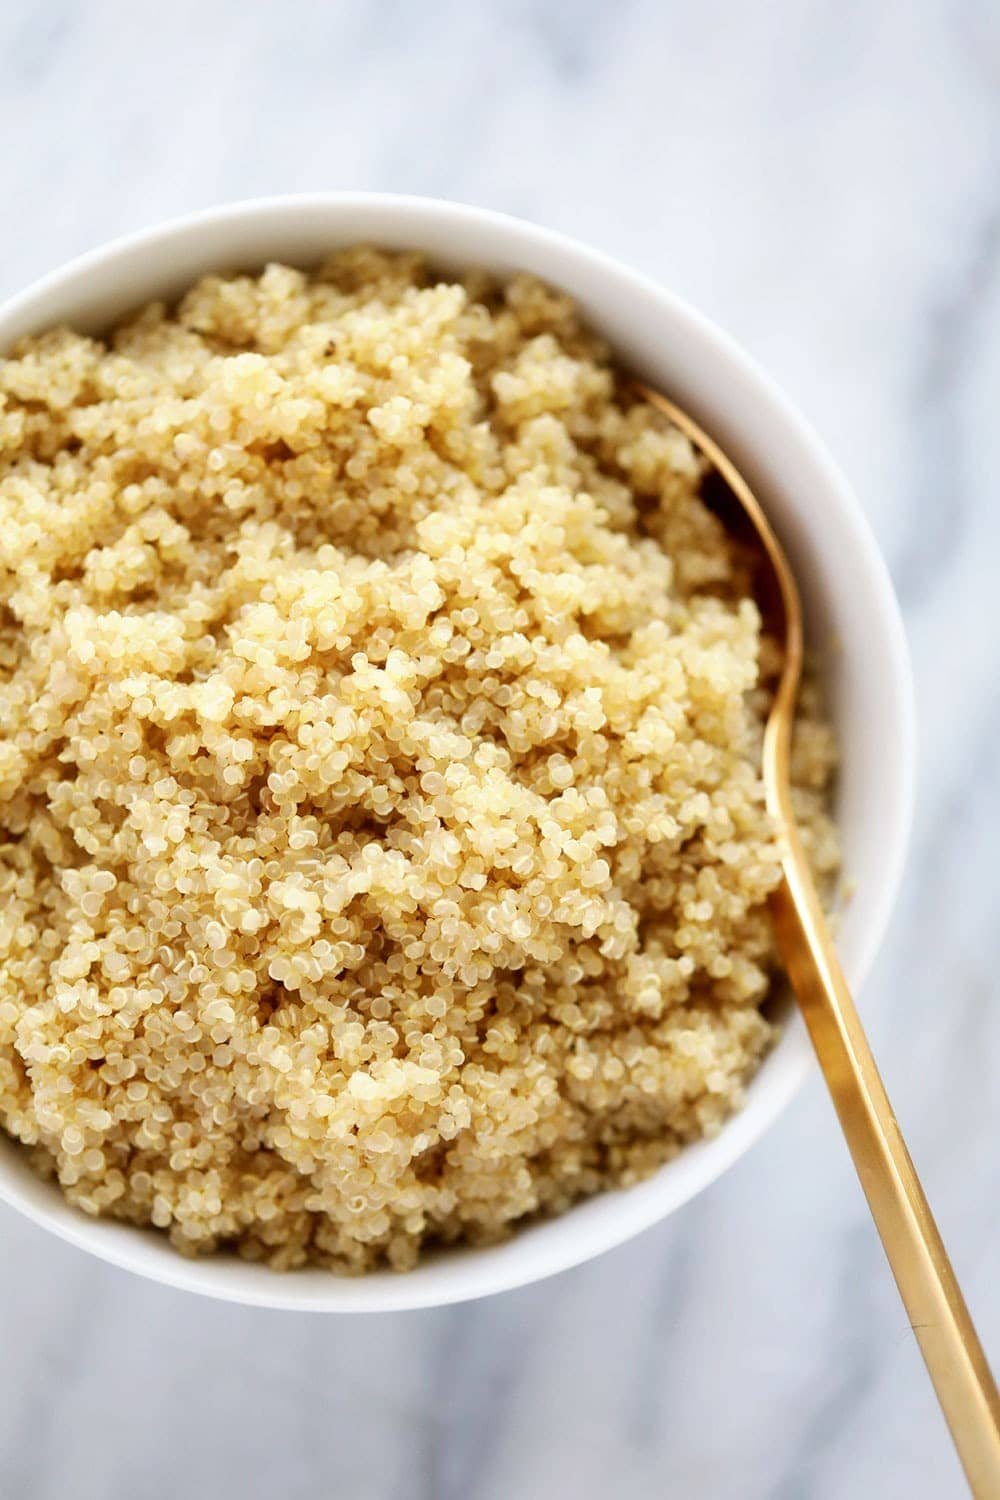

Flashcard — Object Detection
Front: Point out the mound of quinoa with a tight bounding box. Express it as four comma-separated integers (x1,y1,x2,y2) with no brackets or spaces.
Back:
0,250,837,1271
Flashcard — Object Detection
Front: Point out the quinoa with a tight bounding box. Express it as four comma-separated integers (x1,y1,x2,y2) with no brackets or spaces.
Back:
0,249,838,1272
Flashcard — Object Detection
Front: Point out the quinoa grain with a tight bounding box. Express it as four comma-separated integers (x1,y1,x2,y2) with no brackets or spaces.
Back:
0,249,838,1272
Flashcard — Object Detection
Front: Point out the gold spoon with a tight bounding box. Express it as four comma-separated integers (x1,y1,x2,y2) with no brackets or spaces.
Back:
637,383,1000,1497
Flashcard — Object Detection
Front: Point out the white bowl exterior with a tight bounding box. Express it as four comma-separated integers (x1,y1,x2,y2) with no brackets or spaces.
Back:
0,196,915,1311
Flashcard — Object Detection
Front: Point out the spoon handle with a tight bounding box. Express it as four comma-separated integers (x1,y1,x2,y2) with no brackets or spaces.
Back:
771,864,1000,1497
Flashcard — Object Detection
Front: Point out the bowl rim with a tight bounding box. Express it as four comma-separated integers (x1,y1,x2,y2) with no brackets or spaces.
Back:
0,192,916,1311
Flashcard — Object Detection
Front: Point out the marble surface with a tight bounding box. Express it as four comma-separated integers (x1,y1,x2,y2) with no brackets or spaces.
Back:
1,1,998,1495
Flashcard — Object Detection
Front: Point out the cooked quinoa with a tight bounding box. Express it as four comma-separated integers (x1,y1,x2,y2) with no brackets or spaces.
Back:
0,249,838,1271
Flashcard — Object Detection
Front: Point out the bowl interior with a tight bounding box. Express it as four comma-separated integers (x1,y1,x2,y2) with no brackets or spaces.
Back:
0,196,914,1310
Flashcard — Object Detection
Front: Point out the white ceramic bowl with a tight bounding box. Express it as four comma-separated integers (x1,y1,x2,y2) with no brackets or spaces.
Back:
0,195,914,1311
